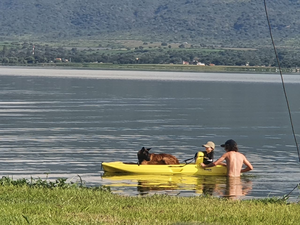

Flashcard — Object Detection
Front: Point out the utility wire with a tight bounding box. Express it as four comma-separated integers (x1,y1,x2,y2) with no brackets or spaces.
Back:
264,0,300,162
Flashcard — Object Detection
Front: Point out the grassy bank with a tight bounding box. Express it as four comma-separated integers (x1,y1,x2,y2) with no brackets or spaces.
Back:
0,177,299,224
7,63,297,74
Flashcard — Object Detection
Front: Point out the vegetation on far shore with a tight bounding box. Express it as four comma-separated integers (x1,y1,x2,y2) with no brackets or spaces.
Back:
19,62,293,74
1,176,299,224
2,1,300,74
1,40,300,74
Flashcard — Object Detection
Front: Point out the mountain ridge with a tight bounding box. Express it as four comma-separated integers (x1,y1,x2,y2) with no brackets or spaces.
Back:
0,0,299,47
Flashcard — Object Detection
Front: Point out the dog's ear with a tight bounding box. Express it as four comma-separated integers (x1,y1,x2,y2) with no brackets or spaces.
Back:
141,147,151,152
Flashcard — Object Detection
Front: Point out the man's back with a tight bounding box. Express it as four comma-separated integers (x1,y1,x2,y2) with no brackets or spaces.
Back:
225,151,246,177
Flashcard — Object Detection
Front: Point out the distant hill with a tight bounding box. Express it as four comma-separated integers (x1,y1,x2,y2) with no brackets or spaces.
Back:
1,0,300,47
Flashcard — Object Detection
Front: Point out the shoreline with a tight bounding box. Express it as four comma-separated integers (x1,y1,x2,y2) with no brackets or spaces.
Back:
0,66,299,83
1,63,296,74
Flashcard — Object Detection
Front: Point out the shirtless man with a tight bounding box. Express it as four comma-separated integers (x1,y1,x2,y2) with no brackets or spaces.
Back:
201,139,253,177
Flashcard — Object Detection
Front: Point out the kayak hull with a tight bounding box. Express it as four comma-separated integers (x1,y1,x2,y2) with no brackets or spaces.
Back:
101,161,227,176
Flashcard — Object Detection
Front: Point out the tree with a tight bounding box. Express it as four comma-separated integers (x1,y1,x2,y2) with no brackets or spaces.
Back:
2,45,8,57
8,57,18,64
2,57,9,63
25,56,35,63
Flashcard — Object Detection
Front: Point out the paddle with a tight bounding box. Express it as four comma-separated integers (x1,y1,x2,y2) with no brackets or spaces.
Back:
183,157,194,164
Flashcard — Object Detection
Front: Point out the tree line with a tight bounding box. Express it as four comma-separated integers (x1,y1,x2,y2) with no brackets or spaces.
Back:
1,42,300,68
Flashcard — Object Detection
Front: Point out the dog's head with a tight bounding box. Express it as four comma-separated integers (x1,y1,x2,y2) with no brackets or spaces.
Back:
137,147,152,164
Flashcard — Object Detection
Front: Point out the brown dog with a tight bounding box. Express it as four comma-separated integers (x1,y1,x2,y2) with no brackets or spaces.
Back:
137,147,180,165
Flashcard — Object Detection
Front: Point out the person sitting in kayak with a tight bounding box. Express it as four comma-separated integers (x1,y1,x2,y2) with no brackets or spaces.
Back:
195,141,215,165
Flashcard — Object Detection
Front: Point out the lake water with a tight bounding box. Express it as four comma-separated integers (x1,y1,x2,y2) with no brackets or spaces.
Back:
0,67,300,201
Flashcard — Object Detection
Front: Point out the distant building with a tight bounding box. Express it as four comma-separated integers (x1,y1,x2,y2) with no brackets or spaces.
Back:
182,61,189,65
197,62,205,66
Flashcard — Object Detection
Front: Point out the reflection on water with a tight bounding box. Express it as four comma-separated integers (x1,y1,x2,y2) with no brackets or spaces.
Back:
217,177,253,200
101,173,253,200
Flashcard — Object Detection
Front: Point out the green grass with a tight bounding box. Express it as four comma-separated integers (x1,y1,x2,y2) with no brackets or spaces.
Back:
0,176,299,224
39,63,287,73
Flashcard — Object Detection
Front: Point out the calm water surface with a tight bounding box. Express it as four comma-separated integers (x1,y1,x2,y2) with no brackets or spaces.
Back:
0,68,300,201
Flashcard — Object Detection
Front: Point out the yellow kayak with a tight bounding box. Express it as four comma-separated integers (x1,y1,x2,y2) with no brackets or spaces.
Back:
101,152,227,176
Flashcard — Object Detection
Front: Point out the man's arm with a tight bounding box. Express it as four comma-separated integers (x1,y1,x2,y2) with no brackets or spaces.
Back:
201,153,227,168
241,157,253,173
